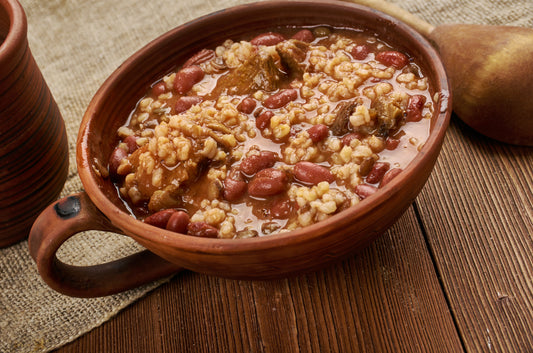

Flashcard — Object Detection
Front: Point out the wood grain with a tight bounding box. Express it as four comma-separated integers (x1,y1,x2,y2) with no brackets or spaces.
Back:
54,206,463,352
416,117,533,353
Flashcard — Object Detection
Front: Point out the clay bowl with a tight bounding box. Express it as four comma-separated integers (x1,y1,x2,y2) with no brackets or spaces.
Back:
29,0,451,297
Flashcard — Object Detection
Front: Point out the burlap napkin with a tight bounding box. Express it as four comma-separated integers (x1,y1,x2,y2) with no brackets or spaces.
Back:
0,0,530,352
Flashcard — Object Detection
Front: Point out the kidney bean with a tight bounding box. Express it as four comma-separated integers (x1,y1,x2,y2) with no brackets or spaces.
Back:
251,32,285,46
257,168,287,180
376,51,409,69
223,177,248,202
341,132,364,146
293,161,335,185
174,65,205,94
351,44,370,60
406,95,427,122
183,49,215,68
355,184,377,199
263,89,298,109
385,137,400,150
187,222,219,238
152,82,167,96
307,124,329,143
166,211,190,233
379,168,403,188
123,135,138,154
240,151,278,176
248,168,287,197
144,209,176,229
271,198,292,219
109,146,128,178
237,97,257,114
256,110,274,130
175,96,202,114
365,162,390,184
292,29,314,42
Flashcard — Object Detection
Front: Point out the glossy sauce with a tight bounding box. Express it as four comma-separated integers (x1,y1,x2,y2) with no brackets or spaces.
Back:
110,26,435,238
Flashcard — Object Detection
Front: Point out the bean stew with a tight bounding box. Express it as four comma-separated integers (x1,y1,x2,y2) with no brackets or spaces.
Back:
107,26,437,239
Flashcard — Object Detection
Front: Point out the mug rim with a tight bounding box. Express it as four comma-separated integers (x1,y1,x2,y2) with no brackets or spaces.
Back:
77,0,451,256
0,0,27,72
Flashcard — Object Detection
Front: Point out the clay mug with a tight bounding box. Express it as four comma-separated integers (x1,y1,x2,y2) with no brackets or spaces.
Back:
0,0,69,247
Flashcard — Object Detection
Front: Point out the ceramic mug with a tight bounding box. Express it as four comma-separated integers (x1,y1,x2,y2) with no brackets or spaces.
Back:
0,0,69,247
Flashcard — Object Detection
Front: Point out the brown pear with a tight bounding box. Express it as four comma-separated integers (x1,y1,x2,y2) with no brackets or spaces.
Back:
430,24,533,145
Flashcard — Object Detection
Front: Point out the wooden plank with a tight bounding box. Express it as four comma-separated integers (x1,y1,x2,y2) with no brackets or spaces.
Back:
55,206,463,352
53,289,164,353
416,118,533,353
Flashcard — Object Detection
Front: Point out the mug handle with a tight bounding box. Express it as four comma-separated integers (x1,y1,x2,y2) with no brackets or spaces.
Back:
28,192,182,297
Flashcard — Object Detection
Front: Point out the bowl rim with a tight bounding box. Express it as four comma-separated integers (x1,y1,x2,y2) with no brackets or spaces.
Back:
77,0,451,255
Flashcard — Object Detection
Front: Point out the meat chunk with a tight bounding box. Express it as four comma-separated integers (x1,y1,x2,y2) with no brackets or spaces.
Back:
212,49,286,96
370,95,404,136
331,100,359,136
276,39,309,79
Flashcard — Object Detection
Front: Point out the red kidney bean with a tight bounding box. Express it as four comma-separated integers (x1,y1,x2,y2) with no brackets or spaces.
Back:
291,29,314,42
271,198,292,219
109,146,128,177
376,51,409,69
263,89,298,109
166,211,190,233
248,168,287,197
223,177,248,202
144,209,176,229
365,162,390,184
293,161,335,185
174,65,205,94
406,95,427,122
187,222,219,238
379,168,403,188
355,184,377,199
237,97,257,114
123,135,138,154
255,168,286,180
351,44,370,60
183,49,215,68
307,124,329,143
240,151,278,176
256,110,274,130
175,96,202,114
152,82,167,96
251,32,285,46
341,132,364,146
385,137,400,150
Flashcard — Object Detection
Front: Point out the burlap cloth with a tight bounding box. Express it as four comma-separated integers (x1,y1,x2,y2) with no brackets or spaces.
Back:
0,0,531,352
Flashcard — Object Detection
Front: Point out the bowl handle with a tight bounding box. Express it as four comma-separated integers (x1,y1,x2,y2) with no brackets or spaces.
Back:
28,192,182,297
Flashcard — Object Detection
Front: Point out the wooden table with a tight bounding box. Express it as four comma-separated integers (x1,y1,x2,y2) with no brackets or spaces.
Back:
52,116,533,352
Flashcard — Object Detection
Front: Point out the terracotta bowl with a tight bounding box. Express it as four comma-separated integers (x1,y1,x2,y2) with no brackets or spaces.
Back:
29,0,451,297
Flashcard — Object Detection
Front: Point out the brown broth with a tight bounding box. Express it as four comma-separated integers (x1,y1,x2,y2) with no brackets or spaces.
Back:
110,26,436,238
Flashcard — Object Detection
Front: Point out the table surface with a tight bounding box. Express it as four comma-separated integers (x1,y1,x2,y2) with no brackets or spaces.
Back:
50,113,533,352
